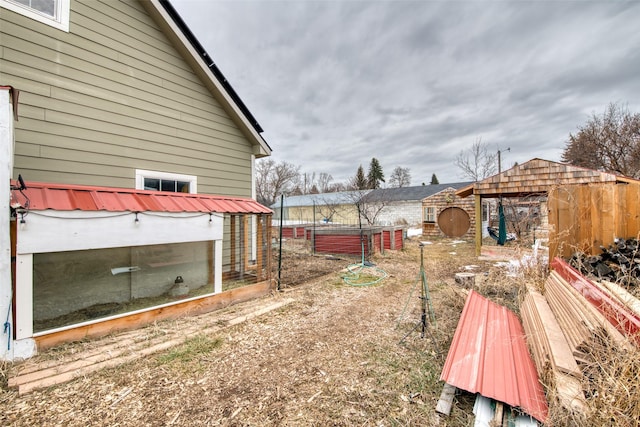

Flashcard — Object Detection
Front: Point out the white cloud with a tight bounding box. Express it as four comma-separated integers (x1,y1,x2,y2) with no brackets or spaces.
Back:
171,0,640,185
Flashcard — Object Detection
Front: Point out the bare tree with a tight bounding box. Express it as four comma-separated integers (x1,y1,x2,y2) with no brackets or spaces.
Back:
388,166,411,188
357,189,389,226
255,159,300,206
295,172,315,195
295,171,335,194
329,182,348,192
317,172,334,193
316,196,341,223
562,102,640,178
343,188,388,226
455,138,497,181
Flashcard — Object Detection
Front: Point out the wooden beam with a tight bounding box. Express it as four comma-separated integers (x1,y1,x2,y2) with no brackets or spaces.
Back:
34,280,274,350
492,402,504,426
230,215,236,272
14,297,293,394
256,215,263,281
435,383,456,416
207,241,214,284
10,218,16,337
243,214,249,272
265,214,272,282
475,194,482,256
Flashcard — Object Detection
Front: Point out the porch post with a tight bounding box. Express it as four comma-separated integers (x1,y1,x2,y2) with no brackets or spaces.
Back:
0,87,14,359
475,194,482,256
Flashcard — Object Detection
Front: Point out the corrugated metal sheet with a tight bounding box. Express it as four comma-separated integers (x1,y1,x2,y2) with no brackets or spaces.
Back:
10,181,271,214
551,257,640,341
440,290,548,423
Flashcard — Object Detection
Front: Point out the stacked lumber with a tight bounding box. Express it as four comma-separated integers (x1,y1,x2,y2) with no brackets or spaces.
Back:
596,280,640,319
545,271,629,363
522,290,580,376
521,290,586,413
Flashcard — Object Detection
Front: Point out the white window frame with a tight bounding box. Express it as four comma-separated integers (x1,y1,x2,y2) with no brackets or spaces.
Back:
135,169,197,194
0,0,70,32
424,206,436,223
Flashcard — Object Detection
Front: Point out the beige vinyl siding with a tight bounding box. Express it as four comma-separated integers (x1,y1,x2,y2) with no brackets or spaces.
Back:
1,0,259,197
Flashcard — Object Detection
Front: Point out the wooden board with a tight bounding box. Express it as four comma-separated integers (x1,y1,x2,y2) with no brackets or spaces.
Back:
435,383,456,416
10,298,294,394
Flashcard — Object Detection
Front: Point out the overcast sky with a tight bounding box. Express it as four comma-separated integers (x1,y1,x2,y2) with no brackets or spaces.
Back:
171,0,640,186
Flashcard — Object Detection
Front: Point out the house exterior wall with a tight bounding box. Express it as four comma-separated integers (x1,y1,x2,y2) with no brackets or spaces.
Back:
1,0,254,197
422,188,476,239
1,2,274,360
285,203,360,224
376,201,422,226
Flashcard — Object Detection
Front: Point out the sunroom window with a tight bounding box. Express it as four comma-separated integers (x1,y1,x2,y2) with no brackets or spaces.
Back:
136,169,197,194
33,241,214,332
0,0,70,31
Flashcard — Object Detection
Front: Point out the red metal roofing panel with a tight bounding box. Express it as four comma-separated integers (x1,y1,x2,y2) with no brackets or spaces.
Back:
10,181,271,215
551,257,640,342
440,290,548,423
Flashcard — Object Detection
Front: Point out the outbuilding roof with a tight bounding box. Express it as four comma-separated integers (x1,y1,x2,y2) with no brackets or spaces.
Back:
10,181,271,215
363,182,473,203
272,190,369,208
456,158,639,198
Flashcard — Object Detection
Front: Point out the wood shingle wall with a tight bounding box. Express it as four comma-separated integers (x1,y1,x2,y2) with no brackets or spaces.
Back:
422,188,476,239
470,158,626,197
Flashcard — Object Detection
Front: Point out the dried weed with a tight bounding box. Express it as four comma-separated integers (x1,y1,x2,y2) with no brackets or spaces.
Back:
6,237,634,426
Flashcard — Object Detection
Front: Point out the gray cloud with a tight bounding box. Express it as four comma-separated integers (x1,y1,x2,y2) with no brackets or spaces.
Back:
171,0,640,185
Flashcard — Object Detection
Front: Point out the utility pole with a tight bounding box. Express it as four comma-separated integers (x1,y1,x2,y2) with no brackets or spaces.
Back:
497,147,510,173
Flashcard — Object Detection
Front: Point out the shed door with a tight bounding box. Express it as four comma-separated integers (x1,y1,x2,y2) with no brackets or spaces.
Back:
438,207,470,237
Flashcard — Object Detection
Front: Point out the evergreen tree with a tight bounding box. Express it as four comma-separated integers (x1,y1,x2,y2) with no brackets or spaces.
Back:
353,165,368,190
367,158,385,189
430,173,439,185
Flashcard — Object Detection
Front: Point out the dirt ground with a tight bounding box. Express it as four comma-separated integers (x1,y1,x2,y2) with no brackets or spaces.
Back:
0,237,508,426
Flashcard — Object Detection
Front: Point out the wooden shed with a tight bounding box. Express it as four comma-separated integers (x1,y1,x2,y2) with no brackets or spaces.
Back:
456,158,640,259
548,182,640,259
422,187,476,239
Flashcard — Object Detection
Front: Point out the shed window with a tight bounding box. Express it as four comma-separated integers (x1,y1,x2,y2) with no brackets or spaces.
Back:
136,169,197,194
424,206,436,223
1,0,70,31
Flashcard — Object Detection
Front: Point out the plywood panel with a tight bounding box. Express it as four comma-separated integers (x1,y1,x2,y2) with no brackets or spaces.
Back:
549,182,640,259
625,185,640,237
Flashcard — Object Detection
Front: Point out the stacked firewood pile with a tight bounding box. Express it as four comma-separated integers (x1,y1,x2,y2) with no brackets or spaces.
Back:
568,237,640,287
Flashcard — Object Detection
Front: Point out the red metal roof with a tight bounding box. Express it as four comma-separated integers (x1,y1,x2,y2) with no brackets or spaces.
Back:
551,257,640,342
10,181,272,215
440,290,548,423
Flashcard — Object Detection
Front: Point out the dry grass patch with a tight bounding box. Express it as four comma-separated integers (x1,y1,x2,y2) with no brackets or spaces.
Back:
9,237,636,426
